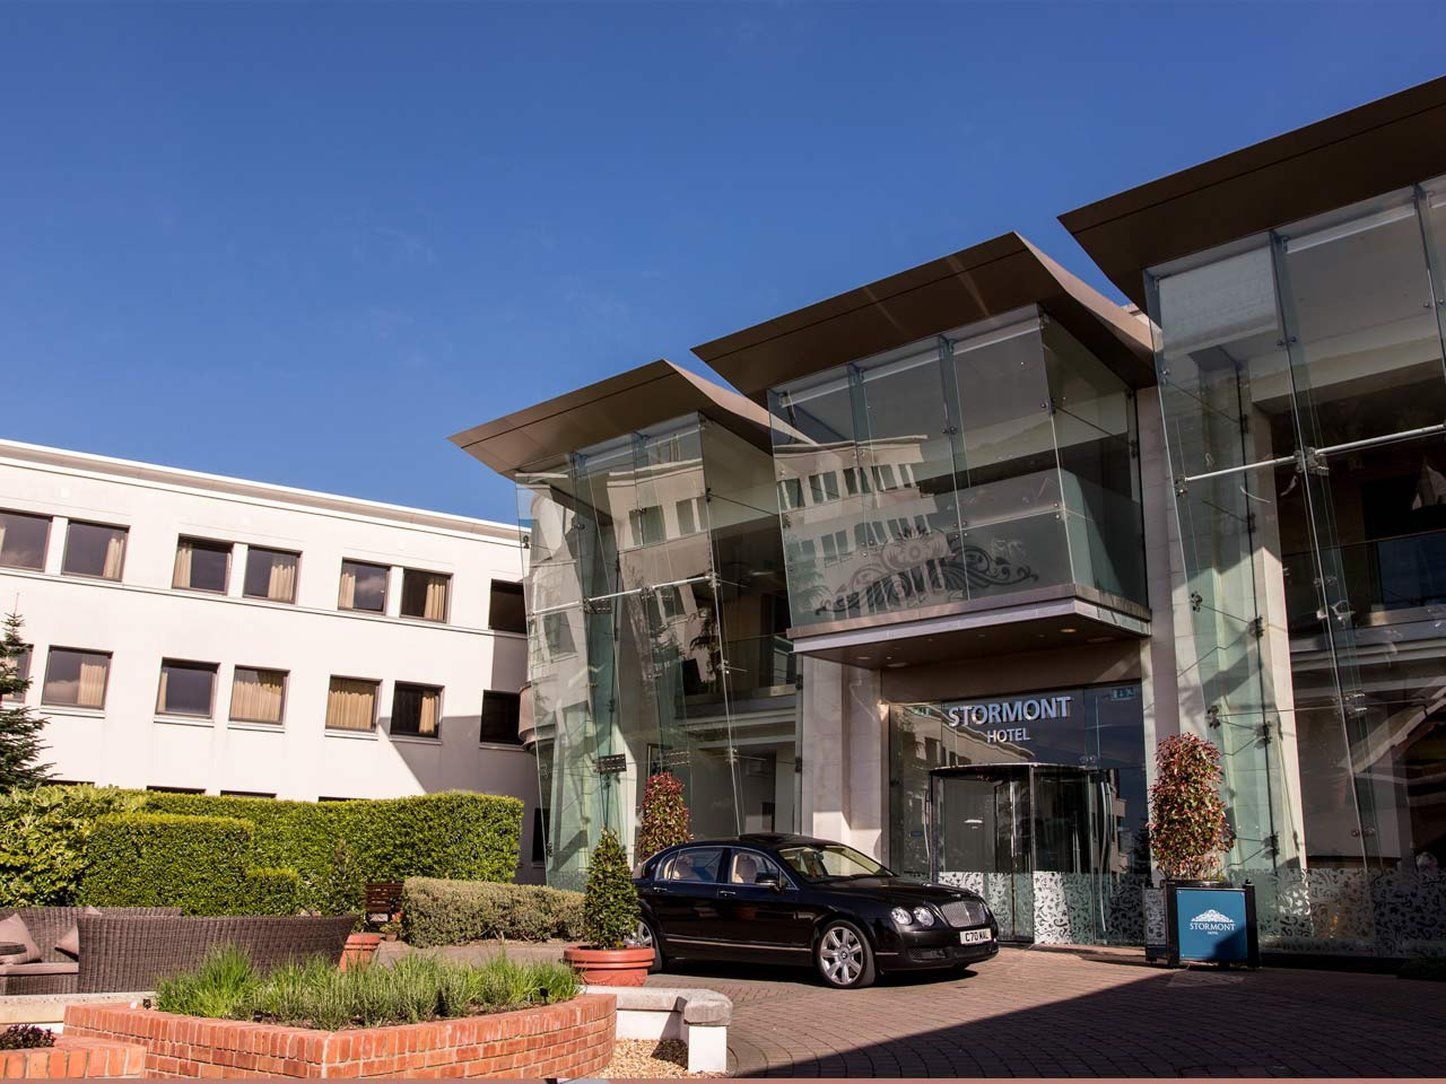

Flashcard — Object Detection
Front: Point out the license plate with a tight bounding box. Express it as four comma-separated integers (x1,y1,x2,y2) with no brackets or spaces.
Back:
960,928,993,945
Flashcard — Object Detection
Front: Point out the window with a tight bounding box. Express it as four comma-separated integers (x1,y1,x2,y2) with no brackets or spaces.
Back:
531,807,547,863
480,690,522,744
778,478,804,510
627,505,665,546
62,521,127,580
338,559,388,613
675,497,705,536
821,530,849,566
42,648,110,709
727,850,788,886
230,667,287,724
658,846,725,883
2,644,32,704
244,547,299,603
541,613,575,658
173,537,232,593
0,510,50,570
400,568,450,622
488,580,526,633
221,790,275,798
157,659,218,717
808,472,839,504
326,677,378,732
391,682,441,738
146,785,203,794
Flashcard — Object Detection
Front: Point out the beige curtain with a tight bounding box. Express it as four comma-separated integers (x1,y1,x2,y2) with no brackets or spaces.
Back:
231,668,285,723
393,684,440,736
78,655,107,708
327,678,376,731
172,539,194,588
403,572,449,621
423,576,447,621
267,553,298,602
337,564,357,609
102,531,125,579
418,687,439,735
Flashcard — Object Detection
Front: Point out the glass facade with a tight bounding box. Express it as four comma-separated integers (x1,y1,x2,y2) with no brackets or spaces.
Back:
517,413,798,888
1150,176,1446,955
767,306,1145,630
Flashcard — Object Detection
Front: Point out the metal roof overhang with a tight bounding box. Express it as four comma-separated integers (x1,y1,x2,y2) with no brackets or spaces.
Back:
1060,76,1446,308
449,359,774,477
691,232,1154,402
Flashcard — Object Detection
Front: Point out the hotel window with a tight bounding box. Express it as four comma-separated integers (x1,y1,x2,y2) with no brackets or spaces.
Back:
873,464,899,491
0,510,50,570
230,667,287,725
156,659,218,718
42,648,110,709
338,559,388,613
1,644,32,704
821,530,849,565
480,690,522,745
244,547,299,603
173,537,232,593
778,478,803,510
326,677,378,732
675,496,705,536
400,568,450,622
488,580,526,633
627,505,665,546
62,521,127,580
808,472,839,504
843,467,872,496
391,682,441,738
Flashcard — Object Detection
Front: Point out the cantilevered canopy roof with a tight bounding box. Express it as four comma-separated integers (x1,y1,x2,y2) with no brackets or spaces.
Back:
450,359,774,477
692,232,1153,402
1061,76,1446,308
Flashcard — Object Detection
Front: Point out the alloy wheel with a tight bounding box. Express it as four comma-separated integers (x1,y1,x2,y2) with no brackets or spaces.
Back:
632,920,655,949
819,925,864,986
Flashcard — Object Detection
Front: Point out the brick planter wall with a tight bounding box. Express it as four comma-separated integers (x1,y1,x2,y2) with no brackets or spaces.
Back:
0,1036,146,1079
63,993,615,1079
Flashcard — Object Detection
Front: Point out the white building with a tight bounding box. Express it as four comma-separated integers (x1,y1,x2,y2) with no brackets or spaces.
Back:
0,439,543,882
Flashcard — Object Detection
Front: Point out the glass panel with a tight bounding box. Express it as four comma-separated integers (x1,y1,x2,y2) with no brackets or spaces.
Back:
62,522,127,580
400,569,450,621
243,547,299,602
174,538,231,593
339,560,387,612
0,510,50,570
42,649,110,709
157,661,216,717
326,678,377,731
480,690,522,744
391,682,441,737
230,667,286,724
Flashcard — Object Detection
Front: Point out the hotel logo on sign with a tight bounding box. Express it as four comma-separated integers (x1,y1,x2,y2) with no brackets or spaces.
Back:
943,694,1072,745
1188,908,1238,935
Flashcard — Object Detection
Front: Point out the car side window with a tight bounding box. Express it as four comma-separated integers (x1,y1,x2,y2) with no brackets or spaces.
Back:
727,850,788,887
659,846,725,884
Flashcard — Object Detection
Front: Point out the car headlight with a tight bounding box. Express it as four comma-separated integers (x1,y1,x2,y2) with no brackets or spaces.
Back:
890,906,913,926
912,906,936,928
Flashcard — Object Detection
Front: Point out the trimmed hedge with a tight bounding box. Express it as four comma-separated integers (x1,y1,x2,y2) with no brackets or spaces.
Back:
402,877,583,947
245,867,302,916
80,813,254,915
0,785,147,906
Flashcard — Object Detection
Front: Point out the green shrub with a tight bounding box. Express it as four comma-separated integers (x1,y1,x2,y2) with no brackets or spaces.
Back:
80,813,253,915
582,829,639,950
401,877,583,947
0,785,146,905
154,945,578,1029
245,867,301,916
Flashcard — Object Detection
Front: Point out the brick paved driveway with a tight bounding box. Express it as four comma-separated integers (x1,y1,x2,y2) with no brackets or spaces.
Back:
383,942,1446,1077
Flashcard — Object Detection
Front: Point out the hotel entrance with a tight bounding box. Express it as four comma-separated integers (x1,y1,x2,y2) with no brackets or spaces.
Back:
930,764,1125,943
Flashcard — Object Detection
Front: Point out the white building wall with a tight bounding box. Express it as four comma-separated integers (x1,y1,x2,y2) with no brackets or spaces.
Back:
0,440,543,882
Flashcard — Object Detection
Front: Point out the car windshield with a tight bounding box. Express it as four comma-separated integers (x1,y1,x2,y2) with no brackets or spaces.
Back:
776,842,890,881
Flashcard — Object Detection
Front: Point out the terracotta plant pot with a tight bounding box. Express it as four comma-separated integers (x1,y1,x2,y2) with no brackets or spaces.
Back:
562,944,654,987
339,931,383,971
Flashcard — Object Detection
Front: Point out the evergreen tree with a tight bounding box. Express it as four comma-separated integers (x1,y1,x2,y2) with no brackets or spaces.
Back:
581,828,640,949
636,771,692,862
0,613,52,790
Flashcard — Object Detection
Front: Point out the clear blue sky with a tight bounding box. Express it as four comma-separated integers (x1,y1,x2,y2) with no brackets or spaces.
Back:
3,2,1443,522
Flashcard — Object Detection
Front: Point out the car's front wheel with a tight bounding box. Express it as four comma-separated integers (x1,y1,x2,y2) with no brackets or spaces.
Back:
814,919,875,988
632,916,665,973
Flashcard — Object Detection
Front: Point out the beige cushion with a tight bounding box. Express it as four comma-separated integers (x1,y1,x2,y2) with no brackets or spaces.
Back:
0,915,42,965
0,960,79,976
55,905,102,959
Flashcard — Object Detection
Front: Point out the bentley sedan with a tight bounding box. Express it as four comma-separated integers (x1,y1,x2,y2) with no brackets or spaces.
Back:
632,833,998,988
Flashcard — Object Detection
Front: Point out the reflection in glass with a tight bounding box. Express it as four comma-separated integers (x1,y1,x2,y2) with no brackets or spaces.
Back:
0,510,50,570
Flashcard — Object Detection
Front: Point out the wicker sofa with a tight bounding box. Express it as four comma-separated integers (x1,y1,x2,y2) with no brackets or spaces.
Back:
0,907,180,995
0,910,355,995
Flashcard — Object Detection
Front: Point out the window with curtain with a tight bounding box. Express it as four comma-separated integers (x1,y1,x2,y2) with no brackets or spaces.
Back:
230,667,287,724
0,510,51,570
326,677,378,731
1,644,32,705
42,648,111,709
480,690,522,744
156,659,218,717
391,682,442,738
62,522,127,580
243,547,300,603
488,580,526,633
338,560,388,613
173,537,232,593
400,569,450,622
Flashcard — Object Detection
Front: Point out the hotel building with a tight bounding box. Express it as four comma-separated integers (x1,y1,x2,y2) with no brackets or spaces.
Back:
455,77,1446,955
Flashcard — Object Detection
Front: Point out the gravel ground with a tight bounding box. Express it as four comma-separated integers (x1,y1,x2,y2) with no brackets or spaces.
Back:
597,1039,724,1078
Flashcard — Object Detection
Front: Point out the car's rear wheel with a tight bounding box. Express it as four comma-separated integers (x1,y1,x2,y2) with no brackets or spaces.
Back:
632,916,665,972
815,920,875,989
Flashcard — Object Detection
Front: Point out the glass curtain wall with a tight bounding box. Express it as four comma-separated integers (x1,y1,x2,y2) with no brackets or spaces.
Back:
1149,175,1446,955
767,307,1144,631
517,414,798,888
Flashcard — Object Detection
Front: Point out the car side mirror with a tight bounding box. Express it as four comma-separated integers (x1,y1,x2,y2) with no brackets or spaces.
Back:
756,871,784,892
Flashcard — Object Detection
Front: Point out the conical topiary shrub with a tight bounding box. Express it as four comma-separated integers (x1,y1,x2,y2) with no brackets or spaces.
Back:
1148,733,1235,881
636,771,692,862
581,828,639,950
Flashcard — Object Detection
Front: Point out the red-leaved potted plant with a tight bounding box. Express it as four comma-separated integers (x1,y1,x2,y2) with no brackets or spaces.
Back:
1148,733,1235,884
636,771,692,863
563,829,653,986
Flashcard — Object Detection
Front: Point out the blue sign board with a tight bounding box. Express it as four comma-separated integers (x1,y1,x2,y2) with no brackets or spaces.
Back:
1172,886,1253,964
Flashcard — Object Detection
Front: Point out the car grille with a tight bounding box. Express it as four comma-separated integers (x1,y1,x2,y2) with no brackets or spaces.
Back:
940,899,988,928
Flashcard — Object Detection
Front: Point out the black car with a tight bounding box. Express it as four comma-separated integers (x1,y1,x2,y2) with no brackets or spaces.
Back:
632,833,998,989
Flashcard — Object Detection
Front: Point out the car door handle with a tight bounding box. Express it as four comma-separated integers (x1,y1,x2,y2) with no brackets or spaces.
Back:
653,885,671,894
718,888,738,898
